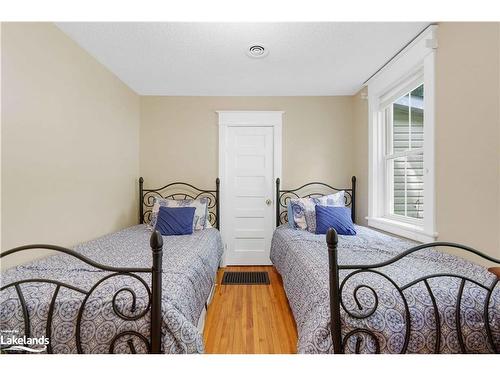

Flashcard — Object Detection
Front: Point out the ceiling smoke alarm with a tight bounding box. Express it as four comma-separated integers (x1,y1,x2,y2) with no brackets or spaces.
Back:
247,44,268,58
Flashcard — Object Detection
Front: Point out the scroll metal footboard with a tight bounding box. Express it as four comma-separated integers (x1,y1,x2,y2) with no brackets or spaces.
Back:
0,230,164,354
326,228,500,354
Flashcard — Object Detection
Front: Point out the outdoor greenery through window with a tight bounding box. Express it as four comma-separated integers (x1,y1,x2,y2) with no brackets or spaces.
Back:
385,84,424,220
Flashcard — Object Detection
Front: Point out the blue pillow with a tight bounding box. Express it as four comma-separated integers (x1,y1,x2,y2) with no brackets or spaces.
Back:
155,206,196,236
315,205,356,235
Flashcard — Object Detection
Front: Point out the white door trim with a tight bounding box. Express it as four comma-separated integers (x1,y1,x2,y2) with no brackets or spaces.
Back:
217,111,284,266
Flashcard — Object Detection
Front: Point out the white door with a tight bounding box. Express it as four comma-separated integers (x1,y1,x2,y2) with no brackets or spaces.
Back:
219,111,282,265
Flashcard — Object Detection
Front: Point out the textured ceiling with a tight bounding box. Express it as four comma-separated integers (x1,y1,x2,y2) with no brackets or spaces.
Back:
56,22,429,96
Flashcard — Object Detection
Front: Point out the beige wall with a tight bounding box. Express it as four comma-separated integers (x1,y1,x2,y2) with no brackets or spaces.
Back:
353,22,500,260
140,96,355,191
435,22,500,259
1,23,140,268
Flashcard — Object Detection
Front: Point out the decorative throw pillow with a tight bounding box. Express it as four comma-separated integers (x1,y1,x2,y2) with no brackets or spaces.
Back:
288,191,345,232
289,198,317,231
205,219,213,229
286,202,294,228
150,197,209,231
315,205,356,235
155,206,196,236
317,191,345,207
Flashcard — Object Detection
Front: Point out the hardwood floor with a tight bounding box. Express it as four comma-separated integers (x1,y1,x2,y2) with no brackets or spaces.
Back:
203,266,298,354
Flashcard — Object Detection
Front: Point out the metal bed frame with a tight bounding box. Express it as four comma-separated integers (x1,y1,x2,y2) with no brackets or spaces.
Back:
1,231,164,354
140,177,220,229
275,176,356,227
0,177,220,354
327,229,500,354
276,177,500,354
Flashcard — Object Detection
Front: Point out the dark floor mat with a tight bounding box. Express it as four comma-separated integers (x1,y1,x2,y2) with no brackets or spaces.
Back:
221,271,270,285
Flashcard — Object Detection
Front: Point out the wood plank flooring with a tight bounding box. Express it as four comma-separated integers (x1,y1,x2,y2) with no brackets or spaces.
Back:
203,266,298,354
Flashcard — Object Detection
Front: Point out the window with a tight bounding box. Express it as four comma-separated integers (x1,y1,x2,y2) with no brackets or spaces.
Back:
386,83,424,221
367,25,437,242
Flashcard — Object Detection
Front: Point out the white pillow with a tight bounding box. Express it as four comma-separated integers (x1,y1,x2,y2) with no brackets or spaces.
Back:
317,191,345,207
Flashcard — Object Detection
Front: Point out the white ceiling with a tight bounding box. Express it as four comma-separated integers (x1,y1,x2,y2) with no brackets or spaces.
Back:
56,22,429,96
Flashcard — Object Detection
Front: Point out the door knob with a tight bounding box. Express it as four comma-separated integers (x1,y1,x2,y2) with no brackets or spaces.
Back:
265,199,272,206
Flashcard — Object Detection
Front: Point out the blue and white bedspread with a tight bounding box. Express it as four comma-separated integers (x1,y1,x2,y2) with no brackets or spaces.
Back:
270,225,500,354
1,225,223,354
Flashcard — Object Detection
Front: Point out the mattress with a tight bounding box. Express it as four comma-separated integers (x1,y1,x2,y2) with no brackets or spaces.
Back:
1,225,223,354
270,224,500,353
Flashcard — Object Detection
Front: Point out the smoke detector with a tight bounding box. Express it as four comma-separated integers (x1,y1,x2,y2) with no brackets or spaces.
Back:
247,44,268,58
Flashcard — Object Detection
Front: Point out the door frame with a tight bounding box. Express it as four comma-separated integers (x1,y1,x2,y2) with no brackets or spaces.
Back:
217,111,284,266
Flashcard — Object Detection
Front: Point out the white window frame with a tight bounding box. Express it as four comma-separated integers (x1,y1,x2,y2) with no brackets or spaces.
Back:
384,76,424,224
367,25,438,243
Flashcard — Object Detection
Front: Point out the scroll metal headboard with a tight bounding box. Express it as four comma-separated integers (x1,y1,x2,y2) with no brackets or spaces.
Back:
139,178,220,229
276,176,356,226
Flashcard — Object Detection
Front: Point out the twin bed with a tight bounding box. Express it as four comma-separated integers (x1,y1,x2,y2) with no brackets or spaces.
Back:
1,176,499,354
1,179,223,354
272,177,500,354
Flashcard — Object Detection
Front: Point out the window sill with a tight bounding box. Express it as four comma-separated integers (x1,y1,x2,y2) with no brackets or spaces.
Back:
366,216,438,243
